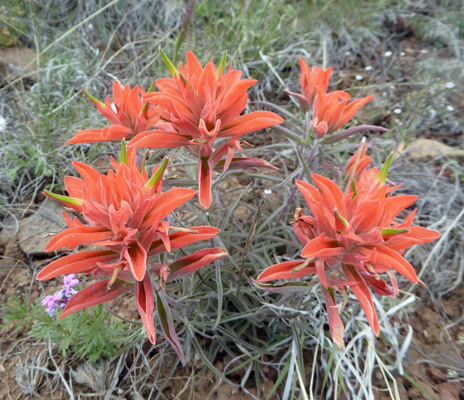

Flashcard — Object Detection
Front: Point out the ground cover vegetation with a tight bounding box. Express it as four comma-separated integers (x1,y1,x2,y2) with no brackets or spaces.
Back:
0,1,463,399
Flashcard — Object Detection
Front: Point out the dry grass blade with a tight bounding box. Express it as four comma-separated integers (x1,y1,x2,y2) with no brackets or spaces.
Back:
236,189,272,297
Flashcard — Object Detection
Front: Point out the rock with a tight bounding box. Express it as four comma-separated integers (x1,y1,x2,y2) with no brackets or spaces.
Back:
0,47,37,79
0,215,20,246
406,139,464,162
438,382,462,400
17,199,67,256
428,367,448,383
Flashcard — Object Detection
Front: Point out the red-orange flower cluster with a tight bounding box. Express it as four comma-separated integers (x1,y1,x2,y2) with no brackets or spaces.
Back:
128,51,284,208
67,81,159,144
286,58,333,112
37,146,226,360
287,58,373,139
256,143,440,348
312,88,373,138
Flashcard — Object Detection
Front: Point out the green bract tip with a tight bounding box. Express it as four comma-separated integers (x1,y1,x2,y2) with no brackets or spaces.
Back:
380,227,408,236
376,152,394,185
81,89,105,107
120,140,128,165
43,189,83,206
160,47,179,77
216,50,228,78
144,156,169,191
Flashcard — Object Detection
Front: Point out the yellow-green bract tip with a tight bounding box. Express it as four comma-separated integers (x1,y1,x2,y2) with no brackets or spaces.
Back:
351,178,357,198
43,189,83,206
216,50,227,78
159,47,179,77
334,207,348,227
376,152,394,185
81,89,105,107
380,227,408,235
120,140,128,165
144,156,169,191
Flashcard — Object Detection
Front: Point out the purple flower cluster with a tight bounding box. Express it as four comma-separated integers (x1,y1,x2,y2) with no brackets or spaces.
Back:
41,274,79,317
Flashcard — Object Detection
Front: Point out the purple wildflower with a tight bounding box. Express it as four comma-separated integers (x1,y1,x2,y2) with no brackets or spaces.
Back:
41,292,63,316
62,274,79,296
41,274,80,317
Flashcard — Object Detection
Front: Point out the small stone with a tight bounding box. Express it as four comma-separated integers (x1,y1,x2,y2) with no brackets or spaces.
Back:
438,382,461,400
407,139,464,163
17,199,67,256
0,215,19,246
0,47,37,79
355,75,363,81
446,105,455,112
445,82,455,89
384,51,393,57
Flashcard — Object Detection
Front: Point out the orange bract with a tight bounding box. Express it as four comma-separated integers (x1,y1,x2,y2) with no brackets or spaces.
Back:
257,144,440,348
312,87,373,138
67,82,159,144
286,58,333,112
129,51,283,208
37,148,226,355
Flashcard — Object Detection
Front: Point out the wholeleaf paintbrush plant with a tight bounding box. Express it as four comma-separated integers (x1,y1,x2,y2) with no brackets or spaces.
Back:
38,143,227,362
35,49,442,363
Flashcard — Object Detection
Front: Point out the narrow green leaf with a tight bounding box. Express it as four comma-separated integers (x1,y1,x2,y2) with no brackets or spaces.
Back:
321,343,337,391
351,178,357,198
120,140,128,165
216,50,227,78
43,189,83,206
146,80,156,93
156,292,184,364
160,47,179,77
380,227,408,236
189,329,239,388
144,156,169,191
376,152,394,185
140,81,156,115
376,350,436,399
226,353,260,375
265,356,291,400
212,260,223,329
81,89,105,107
139,150,150,175
334,207,348,227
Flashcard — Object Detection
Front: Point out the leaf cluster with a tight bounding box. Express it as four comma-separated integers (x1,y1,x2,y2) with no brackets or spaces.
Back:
1,293,129,362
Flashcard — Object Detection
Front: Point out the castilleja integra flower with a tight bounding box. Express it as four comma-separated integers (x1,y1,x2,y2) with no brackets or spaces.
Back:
285,58,333,113
128,50,284,209
66,81,159,144
37,145,227,361
257,142,440,348
311,87,373,139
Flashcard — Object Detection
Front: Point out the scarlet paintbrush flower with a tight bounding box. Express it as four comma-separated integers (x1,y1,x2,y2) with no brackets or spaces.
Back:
285,58,333,113
37,145,227,362
257,145,440,348
343,139,372,182
66,81,159,144
129,50,284,209
312,87,373,138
